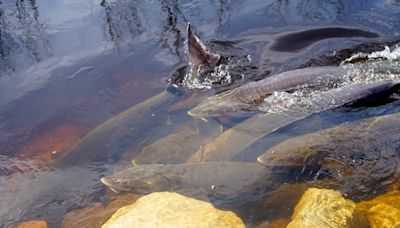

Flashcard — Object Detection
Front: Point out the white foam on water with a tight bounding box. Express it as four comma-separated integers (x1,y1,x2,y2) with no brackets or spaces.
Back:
182,58,246,89
343,45,400,63
260,46,400,113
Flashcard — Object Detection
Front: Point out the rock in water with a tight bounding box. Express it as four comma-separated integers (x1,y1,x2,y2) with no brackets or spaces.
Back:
287,188,368,228
102,192,244,228
14,220,48,228
357,190,400,228
61,194,140,228
367,204,400,228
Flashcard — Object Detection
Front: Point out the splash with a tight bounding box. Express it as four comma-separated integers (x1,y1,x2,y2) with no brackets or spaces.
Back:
343,45,400,63
182,56,251,89
260,46,400,113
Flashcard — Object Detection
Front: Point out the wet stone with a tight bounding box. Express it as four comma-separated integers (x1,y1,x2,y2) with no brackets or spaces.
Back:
14,220,48,228
61,194,140,228
368,204,400,228
256,218,290,228
357,190,400,228
287,188,368,228
102,192,245,228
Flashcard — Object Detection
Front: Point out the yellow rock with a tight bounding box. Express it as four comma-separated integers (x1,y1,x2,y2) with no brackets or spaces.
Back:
357,190,400,213
368,204,400,228
61,194,140,228
287,188,368,228
357,190,400,227
102,192,245,228
15,220,48,228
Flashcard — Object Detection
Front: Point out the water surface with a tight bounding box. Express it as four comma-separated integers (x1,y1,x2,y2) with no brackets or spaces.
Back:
1,0,400,226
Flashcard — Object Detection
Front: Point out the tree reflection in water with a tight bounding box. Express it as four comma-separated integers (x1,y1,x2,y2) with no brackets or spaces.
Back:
0,0,50,74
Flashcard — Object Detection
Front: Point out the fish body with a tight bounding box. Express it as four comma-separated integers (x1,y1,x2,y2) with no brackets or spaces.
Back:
257,112,400,198
101,162,277,201
189,66,346,117
187,80,400,163
53,89,181,166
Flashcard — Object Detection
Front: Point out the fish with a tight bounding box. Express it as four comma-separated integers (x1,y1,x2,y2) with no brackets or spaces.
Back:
101,162,286,201
186,23,221,81
132,120,223,164
188,66,346,118
187,80,400,163
257,112,400,198
52,88,182,166
52,24,221,167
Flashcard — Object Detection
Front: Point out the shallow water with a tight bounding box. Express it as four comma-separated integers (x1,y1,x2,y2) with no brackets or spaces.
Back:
1,0,400,227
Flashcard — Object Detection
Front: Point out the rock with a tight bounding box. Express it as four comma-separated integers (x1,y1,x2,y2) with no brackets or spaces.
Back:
15,220,48,228
357,190,400,227
357,190,400,213
256,218,290,228
368,204,400,228
287,188,368,228
102,192,245,228
261,183,310,219
62,194,140,228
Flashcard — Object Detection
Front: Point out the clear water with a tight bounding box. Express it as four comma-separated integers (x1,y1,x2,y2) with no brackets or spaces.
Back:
1,0,400,226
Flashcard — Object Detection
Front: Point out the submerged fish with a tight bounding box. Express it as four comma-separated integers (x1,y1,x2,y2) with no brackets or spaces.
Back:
187,80,400,163
101,162,286,201
188,66,346,117
132,120,223,164
52,24,221,166
257,112,400,198
52,89,181,166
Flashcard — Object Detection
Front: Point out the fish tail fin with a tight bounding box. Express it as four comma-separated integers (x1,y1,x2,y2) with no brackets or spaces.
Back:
187,23,220,67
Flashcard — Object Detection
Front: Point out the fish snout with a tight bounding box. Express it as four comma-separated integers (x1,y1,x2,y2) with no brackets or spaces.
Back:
100,177,120,193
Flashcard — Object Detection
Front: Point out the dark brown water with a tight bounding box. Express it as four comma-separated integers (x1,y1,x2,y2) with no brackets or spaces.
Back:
1,0,400,227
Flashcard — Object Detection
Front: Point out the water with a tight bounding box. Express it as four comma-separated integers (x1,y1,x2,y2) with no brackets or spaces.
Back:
1,0,400,227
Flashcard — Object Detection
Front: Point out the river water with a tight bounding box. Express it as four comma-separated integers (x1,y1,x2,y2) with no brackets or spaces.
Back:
0,0,400,227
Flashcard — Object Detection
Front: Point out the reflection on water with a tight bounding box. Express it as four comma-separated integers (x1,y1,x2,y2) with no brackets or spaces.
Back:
0,0,400,227
0,0,50,74
100,0,144,47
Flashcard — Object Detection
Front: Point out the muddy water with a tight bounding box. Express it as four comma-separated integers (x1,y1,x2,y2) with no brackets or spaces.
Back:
1,0,400,227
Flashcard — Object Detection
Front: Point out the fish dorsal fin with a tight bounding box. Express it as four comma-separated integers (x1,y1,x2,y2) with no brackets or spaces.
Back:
187,23,220,67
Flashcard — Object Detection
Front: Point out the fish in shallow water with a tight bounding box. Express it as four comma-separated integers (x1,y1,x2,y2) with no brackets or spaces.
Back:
188,66,346,117
101,162,285,201
52,24,221,167
257,112,400,199
187,80,400,163
188,55,400,118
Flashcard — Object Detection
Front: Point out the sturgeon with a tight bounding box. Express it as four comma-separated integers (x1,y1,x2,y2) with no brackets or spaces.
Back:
257,112,400,198
52,24,220,166
188,66,346,118
101,162,287,201
187,80,400,163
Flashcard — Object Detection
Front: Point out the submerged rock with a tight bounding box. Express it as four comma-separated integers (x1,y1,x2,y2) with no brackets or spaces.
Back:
14,220,48,228
61,194,140,228
287,188,368,228
357,190,400,228
368,204,400,228
102,192,244,228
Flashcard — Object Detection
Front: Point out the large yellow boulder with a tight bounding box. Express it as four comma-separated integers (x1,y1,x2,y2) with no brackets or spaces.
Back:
368,204,400,228
102,192,244,228
287,188,368,228
357,190,400,227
